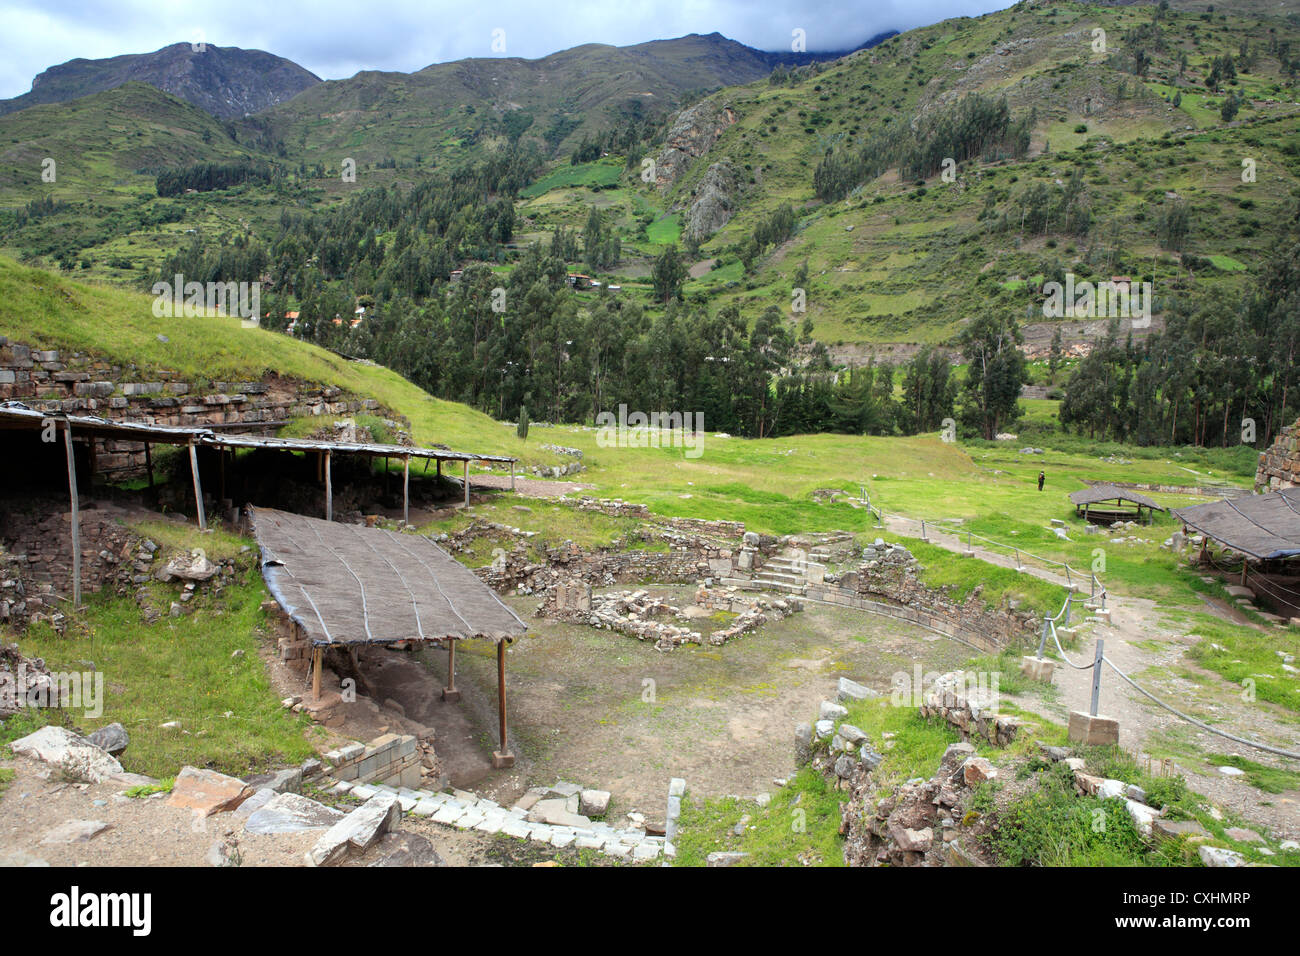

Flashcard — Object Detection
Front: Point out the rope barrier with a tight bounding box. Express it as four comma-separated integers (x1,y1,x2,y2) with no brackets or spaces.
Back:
861,491,1107,609
1101,656,1300,761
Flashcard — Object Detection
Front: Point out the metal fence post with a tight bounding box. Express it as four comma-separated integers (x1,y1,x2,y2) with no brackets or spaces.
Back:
1062,597,1071,628
921,519,926,541
1090,639,1105,716
1038,616,1050,658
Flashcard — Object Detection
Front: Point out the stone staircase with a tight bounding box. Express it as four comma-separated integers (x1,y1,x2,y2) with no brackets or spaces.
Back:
746,549,826,594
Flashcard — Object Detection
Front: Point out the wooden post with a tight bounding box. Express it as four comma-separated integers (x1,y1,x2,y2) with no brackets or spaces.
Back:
312,646,322,701
144,442,155,490
63,424,81,609
219,447,226,501
325,450,333,522
492,638,515,768
436,459,441,477
463,459,470,506
189,440,206,531
510,460,515,491
441,640,460,701
403,456,410,525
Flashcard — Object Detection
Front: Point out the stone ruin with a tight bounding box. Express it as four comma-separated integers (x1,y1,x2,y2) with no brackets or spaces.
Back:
1257,416,1300,492
542,580,802,650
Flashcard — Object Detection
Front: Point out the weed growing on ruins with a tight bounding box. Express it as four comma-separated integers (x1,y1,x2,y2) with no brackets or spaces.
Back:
987,762,1158,867
123,777,175,798
0,766,12,797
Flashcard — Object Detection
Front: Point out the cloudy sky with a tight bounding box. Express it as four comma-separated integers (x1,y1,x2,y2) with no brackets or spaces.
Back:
0,0,1014,99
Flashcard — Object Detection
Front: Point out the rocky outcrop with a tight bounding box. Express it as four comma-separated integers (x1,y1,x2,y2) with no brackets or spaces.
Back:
654,100,737,188
685,162,736,240
1256,418,1300,492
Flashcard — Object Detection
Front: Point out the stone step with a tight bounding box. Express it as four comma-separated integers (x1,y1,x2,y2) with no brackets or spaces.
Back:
755,570,805,585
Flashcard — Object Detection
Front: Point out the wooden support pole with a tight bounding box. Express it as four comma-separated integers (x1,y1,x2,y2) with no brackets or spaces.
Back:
403,456,410,525
144,442,155,490
436,459,441,477
63,424,81,609
312,646,322,701
441,640,460,702
189,440,206,531
463,459,470,506
492,638,514,768
510,460,515,491
325,450,333,522
219,447,226,502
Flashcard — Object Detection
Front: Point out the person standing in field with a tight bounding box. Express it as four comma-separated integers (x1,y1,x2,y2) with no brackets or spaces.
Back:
1038,470,1045,491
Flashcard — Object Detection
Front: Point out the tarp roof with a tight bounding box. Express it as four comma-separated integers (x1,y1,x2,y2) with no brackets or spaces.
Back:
1068,483,1165,511
249,506,527,646
1172,487,1300,560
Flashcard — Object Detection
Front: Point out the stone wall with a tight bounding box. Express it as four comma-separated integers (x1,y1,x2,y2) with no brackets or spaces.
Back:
324,734,426,790
1257,418,1300,492
0,336,385,479
0,502,152,630
832,560,1038,650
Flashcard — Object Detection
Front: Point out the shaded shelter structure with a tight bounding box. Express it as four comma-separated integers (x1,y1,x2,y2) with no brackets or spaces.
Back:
249,506,528,767
1172,487,1300,561
1068,484,1165,525
0,402,213,606
0,400,518,608
1172,488,1300,620
205,433,518,520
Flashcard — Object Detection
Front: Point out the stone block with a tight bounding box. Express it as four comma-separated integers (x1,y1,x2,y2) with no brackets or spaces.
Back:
1019,656,1057,683
1067,711,1120,746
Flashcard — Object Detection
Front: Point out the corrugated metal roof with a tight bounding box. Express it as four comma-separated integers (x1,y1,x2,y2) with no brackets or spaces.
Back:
205,432,516,464
250,506,527,646
0,401,516,463
1068,483,1165,511
1173,487,1300,561
0,401,210,443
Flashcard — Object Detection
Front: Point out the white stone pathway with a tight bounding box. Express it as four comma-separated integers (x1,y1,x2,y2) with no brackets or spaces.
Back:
327,779,668,861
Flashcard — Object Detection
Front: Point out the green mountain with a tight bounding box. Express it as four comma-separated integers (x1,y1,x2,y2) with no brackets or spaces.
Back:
639,0,1300,357
1,1,1297,361
0,43,321,120
253,32,893,167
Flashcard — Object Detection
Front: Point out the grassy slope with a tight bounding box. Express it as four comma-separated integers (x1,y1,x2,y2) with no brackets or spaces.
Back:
0,255,555,465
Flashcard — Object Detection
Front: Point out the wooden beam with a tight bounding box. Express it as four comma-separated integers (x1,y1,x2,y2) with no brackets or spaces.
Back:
312,646,322,701
325,450,333,522
492,638,515,768
189,440,206,531
403,456,410,525
441,640,460,702
63,424,81,609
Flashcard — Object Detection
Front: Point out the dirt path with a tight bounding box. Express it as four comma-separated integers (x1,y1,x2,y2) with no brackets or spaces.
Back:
883,514,1300,840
